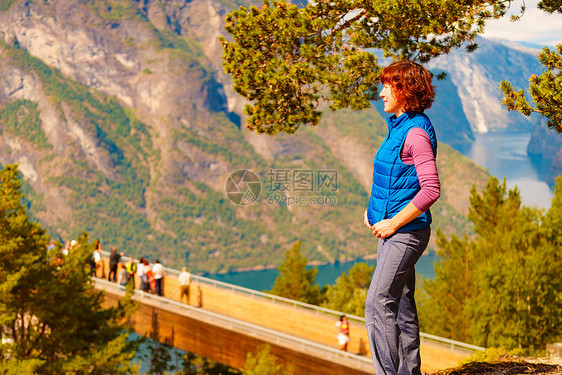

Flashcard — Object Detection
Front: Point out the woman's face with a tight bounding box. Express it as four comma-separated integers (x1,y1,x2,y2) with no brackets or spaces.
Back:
380,83,404,117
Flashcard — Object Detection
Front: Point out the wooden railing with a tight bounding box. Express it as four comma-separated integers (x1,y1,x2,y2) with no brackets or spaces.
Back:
97,250,484,372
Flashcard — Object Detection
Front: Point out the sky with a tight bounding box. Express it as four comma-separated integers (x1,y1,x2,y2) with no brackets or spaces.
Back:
481,0,562,46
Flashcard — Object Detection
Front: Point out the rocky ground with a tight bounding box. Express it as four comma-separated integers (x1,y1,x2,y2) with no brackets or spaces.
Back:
435,357,562,375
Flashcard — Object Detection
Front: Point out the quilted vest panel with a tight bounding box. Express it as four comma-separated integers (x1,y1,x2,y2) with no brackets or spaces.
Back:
367,112,437,232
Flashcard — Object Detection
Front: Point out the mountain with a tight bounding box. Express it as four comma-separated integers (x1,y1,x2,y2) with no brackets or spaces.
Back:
373,37,547,152
372,75,475,150
527,120,562,185
427,37,544,134
420,37,561,185
487,38,543,55
0,0,489,273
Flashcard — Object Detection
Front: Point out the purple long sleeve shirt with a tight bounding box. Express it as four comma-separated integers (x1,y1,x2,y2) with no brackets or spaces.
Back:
400,127,441,212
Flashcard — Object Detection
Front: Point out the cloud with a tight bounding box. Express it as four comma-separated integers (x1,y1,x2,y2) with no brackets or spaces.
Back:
482,0,562,46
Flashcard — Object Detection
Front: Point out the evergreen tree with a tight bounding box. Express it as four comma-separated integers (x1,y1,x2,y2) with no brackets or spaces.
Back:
500,2,562,132
466,179,545,349
537,0,562,13
173,351,239,375
221,0,519,134
268,241,324,305
0,164,138,373
322,262,373,316
419,176,562,352
243,344,293,375
536,177,562,345
418,232,474,342
146,339,175,375
501,45,562,133
0,358,44,375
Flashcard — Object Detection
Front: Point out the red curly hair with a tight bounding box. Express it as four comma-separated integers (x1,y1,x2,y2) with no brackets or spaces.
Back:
380,61,436,113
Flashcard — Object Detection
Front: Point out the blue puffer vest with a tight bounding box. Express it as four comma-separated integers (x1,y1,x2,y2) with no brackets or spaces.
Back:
367,112,437,232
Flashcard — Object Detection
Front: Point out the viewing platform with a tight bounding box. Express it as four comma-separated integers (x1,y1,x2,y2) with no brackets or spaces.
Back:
95,255,484,374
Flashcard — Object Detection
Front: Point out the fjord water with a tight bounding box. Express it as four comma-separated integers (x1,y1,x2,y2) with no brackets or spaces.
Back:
208,131,554,291
207,252,439,292
460,131,553,209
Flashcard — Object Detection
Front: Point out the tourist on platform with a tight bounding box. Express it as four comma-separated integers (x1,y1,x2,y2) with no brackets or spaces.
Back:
91,240,103,278
125,257,137,288
54,251,64,269
142,258,153,293
118,263,128,286
108,247,121,282
336,315,350,351
47,239,56,252
364,61,441,375
137,257,146,290
46,239,56,263
152,259,164,296
62,241,71,257
55,240,72,268
179,266,191,304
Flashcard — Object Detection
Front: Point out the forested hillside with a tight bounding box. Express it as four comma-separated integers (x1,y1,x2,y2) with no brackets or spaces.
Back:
0,0,489,273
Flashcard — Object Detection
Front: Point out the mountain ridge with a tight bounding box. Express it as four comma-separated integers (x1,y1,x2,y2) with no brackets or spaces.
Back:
0,0,490,273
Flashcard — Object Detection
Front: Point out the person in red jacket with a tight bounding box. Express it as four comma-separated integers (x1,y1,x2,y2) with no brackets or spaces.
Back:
335,315,350,351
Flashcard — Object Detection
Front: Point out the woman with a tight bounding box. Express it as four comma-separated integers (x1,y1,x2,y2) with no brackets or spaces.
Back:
142,259,154,293
364,60,440,375
137,257,146,290
335,315,350,352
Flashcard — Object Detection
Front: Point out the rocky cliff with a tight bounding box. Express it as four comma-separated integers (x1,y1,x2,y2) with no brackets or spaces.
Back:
0,0,489,273
426,37,561,184
527,120,562,185
428,37,543,134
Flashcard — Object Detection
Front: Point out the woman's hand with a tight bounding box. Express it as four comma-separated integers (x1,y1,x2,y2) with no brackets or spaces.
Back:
371,219,398,239
365,210,397,238
370,202,424,239
364,210,372,230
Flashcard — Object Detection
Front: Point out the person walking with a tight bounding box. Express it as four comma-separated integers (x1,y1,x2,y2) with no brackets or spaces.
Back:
179,266,191,304
364,61,441,375
335,315,350,352
125,257,137,288
152,259,164,296
108,247,121,282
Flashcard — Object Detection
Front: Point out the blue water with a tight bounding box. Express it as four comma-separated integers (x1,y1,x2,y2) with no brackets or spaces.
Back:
135,132,555,372
207,132,556,292
206,252,438,292
130,333,186,373
460,132,554,209
135,131,555,372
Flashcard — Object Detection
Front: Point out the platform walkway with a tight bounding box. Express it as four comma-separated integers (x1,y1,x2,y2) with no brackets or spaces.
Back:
95,254,484,374
98,278,374,374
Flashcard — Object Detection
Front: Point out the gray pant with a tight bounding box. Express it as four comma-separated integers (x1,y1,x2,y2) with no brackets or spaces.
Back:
365,227,430,375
